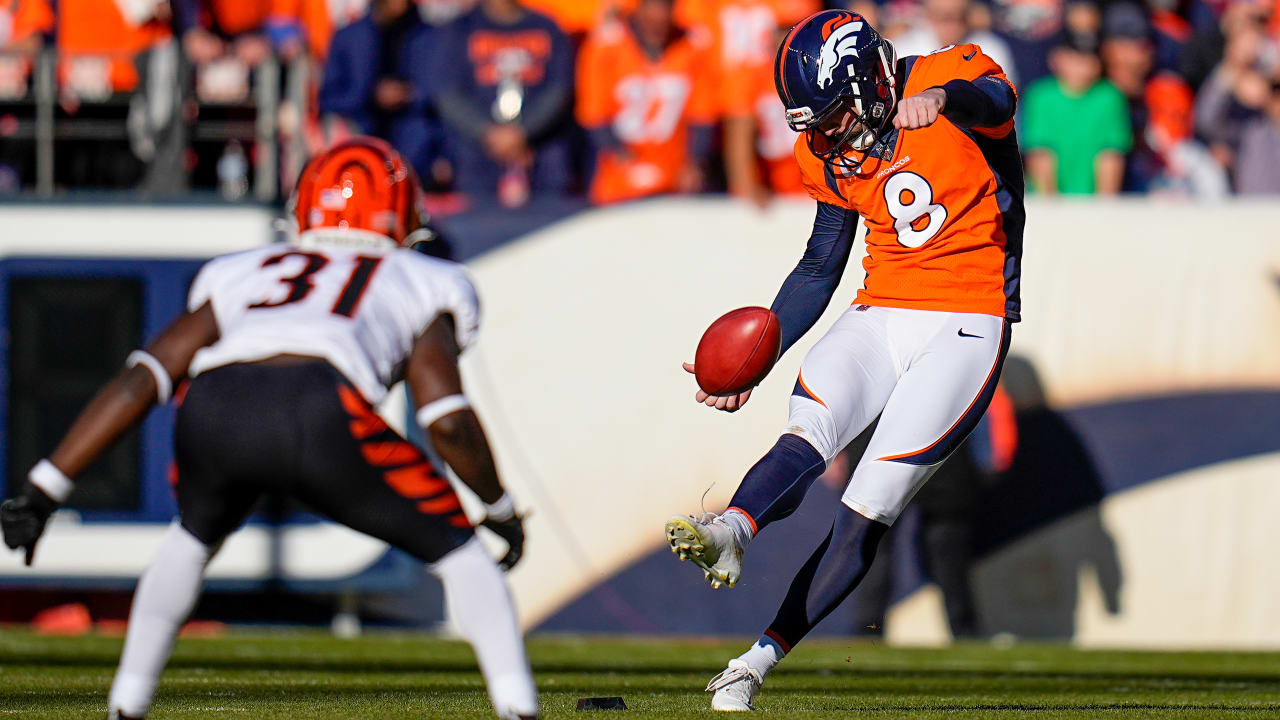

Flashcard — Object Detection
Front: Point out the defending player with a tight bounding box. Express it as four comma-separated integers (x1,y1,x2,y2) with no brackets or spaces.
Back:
0,138,539,720
665,10,1023,711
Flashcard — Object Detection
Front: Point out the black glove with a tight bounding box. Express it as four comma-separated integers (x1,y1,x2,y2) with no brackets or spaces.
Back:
480,513,525,571
1,483,59,566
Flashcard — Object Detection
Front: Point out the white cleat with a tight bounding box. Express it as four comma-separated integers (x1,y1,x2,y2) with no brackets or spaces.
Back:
706,659,763,711
665,513,743,589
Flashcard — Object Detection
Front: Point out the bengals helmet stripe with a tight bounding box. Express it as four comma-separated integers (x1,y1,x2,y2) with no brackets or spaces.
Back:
291,137,427,247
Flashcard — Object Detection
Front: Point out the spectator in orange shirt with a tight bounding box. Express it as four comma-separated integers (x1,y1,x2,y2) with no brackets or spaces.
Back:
172,0,273,71
55,0,175,189
577,0,718,205
707,0,818,207
0,0,54,191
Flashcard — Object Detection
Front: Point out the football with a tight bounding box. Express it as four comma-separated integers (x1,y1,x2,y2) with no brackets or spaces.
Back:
693,307,782,396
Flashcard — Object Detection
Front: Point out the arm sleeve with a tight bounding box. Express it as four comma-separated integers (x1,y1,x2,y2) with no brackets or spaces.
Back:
518,23,574,140
938,76,1016,128
441,268,482,351
171,0,200,34
575,34,615,130
687,124,715,161
317,30,375,120
769,202,859,356
431,26,492,141
1194,70,1236,145
588,126,623,153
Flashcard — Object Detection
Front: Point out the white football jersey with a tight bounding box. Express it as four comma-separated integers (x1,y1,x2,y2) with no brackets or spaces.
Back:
186,241,479,403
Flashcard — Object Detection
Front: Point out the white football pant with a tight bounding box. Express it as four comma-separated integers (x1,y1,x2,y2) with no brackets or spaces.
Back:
785,305,1009,524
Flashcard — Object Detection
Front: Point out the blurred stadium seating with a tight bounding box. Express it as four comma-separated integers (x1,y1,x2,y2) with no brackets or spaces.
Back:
0,0,1276,200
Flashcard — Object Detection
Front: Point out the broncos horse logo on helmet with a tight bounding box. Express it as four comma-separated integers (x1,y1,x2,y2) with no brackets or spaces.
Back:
775,10,898,173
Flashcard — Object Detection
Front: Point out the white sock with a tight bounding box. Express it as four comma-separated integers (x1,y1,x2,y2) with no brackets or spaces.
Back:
108,522,213,718
737,635,785,679
721,510,755,550
431,539,538,719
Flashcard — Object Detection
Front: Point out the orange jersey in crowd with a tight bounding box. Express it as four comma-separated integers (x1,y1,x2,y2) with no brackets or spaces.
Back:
701,0,815,194
577,20,718,205
207,0,272,36
57,0,171,93
796,44,1022,320
1,0,53,41
271,0,334,58
0,0,53,96
522,0,611,35
726,57,804,194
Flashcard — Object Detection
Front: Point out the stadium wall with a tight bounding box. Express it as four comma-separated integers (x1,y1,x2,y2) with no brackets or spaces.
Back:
457,197,1280,648
2,198,1278,648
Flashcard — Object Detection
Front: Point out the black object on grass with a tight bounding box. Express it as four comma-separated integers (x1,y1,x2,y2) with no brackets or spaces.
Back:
575,696,628,711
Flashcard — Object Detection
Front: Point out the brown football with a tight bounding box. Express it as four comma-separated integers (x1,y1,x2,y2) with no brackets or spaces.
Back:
694,307,782,396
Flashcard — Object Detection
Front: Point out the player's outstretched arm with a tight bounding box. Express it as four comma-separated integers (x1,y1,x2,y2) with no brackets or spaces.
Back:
1,304,219,566
769,202,858,356
405,315,524,570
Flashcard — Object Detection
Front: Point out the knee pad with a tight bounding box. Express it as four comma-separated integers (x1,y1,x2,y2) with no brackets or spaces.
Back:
785,396,839,461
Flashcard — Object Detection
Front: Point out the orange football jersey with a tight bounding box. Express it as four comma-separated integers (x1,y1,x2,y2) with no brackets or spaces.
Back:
57,0,171,93
577,21,718,205
795,44,1023,320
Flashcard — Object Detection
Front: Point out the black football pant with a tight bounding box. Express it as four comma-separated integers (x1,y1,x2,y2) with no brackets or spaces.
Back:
173,359,473,563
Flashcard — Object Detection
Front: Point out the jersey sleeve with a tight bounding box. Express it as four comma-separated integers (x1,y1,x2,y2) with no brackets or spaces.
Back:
441,268,481,352
794,136,849,207
399,252,482,352
575,25,621,130
685,37,721,126
909,44,1017,138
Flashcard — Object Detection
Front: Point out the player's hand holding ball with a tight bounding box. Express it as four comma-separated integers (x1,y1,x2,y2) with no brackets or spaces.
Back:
685,307,782,413
894,87,947,130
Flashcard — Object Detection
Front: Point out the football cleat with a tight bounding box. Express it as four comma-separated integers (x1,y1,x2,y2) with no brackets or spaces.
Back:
706,659,763,711
665,513,743,589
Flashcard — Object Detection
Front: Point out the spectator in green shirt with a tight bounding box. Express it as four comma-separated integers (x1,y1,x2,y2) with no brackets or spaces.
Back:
1023,32,1132,194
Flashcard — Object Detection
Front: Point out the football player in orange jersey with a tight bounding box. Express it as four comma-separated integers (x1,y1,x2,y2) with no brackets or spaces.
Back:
576,0,719,204
663,10,1023,710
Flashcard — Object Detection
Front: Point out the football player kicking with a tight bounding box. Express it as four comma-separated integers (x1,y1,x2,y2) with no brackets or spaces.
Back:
666,10,1024,711
0,138,539,720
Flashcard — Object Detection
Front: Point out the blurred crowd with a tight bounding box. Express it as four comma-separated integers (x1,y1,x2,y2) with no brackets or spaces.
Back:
1,0,1278,204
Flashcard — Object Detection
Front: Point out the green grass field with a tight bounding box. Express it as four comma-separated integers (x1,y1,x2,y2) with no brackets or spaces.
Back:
2,629,1279,718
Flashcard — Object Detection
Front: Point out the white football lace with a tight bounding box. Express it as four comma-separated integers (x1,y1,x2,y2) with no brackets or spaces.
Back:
706,662,761,693
699,482,716,516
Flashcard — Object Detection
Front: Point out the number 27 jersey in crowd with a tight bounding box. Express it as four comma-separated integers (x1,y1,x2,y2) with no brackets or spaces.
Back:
186,242,480,404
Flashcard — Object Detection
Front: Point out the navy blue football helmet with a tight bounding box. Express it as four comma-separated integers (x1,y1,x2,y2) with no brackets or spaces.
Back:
774,10,899,172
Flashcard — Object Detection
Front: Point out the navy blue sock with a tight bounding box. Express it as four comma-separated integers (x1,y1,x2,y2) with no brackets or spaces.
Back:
764,504,889,652
726,434,826,536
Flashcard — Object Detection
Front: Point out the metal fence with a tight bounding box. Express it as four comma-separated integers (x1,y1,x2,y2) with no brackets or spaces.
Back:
1,47,313,201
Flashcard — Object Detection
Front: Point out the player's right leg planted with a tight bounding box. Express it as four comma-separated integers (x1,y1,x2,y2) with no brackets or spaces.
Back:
707,505,889,711
707,309,1011,711
295,365,538,719
667,307,896,590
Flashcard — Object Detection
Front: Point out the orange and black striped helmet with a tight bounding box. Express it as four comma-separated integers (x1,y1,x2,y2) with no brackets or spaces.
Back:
291,137,432,247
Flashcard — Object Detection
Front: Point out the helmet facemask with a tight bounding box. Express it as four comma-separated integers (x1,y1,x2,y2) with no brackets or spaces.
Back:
791,39,898,174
